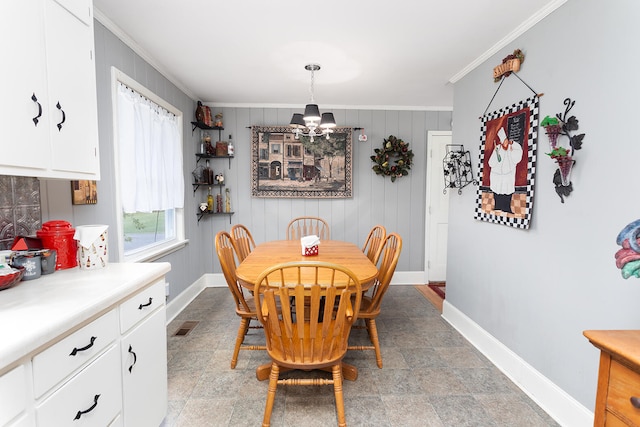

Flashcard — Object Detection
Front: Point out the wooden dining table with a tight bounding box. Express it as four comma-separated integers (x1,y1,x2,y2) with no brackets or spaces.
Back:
235,239,378,381
236,239,378,288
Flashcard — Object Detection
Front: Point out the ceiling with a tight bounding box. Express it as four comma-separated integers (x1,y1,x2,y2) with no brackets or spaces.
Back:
93,0,564,110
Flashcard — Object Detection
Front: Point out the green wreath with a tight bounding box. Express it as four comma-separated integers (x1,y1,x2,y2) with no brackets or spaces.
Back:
371,135,414,182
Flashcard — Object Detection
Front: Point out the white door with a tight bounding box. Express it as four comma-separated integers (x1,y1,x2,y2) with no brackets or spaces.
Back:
425,131,452,282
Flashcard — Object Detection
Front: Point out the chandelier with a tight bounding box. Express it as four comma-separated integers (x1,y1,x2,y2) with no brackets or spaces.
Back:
289,64,336,142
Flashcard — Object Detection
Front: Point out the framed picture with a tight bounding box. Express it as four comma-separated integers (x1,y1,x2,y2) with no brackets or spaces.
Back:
250,126,352,198
474,95,539,229
71,180,98,205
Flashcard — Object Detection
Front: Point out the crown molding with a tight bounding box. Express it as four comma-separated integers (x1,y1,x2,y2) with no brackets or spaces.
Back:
448,0,568,84
94,8,197,101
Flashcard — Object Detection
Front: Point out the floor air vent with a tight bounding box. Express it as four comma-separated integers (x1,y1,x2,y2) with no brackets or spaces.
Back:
174,321,199,336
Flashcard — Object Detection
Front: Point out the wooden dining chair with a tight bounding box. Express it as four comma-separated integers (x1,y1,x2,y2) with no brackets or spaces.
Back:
214,231,265,368
361,225,386,264
349,233,402,368
254,261,362,427
286,216,330,240
230,224,256,262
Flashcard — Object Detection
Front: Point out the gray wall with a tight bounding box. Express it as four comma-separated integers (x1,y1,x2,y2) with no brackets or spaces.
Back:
40,20,451,303
448,0,640,411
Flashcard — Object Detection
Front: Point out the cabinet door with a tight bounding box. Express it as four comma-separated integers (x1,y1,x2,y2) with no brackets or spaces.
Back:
0,1,51,172
120,307,168,427
44,0,99,177
54,0,92,26
0,363,32,426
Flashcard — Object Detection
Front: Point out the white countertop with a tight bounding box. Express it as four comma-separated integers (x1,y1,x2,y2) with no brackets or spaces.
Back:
0,262,171,374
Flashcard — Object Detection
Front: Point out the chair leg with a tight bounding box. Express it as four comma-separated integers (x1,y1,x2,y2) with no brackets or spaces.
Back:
365,318,383,368
332,364,347,427
231,317,249,369
262,363,279,427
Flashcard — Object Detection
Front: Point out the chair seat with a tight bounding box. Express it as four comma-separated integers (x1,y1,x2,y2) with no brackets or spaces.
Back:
236,295,258,317
356,295,380,318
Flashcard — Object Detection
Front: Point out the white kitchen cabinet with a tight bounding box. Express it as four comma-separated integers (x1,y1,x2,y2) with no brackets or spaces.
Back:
0,364,33,427
0,0,99,180
0,263,170,427
32,309,119,398
120,303,167,427
36,345,121,427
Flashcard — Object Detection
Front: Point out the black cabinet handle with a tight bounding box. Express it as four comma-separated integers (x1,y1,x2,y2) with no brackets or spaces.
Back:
138,297,153,310
56,101,66,131
128,344,137,373
631,396,640,409
69,336,96,356
74,394,100,420
31,93,42,126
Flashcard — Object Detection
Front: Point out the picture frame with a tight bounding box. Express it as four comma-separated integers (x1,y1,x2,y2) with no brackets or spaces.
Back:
474,95,539,229
71,180,98,205
250,126,352,198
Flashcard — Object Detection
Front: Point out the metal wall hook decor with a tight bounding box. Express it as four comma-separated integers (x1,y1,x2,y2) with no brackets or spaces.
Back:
542,98,586,203
443,144,477,195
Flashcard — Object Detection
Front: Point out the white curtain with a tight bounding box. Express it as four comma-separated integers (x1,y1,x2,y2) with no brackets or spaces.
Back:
117,82,184,213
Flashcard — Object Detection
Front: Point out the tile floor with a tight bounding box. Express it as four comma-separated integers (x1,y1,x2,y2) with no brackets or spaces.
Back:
163,286,559,426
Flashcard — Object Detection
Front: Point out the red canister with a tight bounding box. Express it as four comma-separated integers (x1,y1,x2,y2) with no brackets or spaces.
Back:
36,221,77,270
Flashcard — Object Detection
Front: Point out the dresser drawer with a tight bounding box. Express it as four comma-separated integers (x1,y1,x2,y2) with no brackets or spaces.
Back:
0,364,30,426
119,279,165,333
32,309,118,398
36,344,121,427
606,359,640,424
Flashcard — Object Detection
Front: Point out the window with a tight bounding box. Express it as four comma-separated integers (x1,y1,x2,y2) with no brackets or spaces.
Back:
271,143,281,154
111,68,186,262
286,144,301,157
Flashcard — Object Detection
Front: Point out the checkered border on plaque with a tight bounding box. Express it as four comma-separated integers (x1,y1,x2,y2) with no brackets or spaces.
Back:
474,96,538,229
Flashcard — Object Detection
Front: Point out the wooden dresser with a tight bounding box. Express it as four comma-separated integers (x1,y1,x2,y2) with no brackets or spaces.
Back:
584,330,640,426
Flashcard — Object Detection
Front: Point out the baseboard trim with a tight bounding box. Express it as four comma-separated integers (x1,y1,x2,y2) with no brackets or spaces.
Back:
442,300,593,426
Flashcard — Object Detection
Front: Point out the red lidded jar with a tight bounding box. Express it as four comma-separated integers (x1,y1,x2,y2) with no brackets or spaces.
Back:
36,220,77,270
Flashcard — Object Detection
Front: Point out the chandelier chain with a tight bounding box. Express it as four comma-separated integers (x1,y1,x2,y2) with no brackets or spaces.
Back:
309,67,315,103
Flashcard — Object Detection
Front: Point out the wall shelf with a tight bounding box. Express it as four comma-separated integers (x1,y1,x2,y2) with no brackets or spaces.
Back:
195,153,233,169
196,211,234,224
190,121,223,134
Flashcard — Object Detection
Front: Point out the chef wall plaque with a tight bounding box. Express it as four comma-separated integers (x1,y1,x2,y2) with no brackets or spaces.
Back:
474,95,539,229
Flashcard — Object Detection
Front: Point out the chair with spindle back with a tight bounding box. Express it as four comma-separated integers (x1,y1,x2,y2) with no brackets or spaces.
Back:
230,224,256,262
349,233,402,368
215,231,265,368
361,225,386,264
254,261,362,427
286,216,330,240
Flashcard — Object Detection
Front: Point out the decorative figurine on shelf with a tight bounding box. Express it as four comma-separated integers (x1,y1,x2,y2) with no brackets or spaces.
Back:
215,172,224,185
204,132,215,155
195,101,205,123
225,188,231,213
214,113,223,128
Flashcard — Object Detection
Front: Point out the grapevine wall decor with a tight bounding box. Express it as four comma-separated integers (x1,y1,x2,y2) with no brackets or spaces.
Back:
541,98,586,203
371,135,414,182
